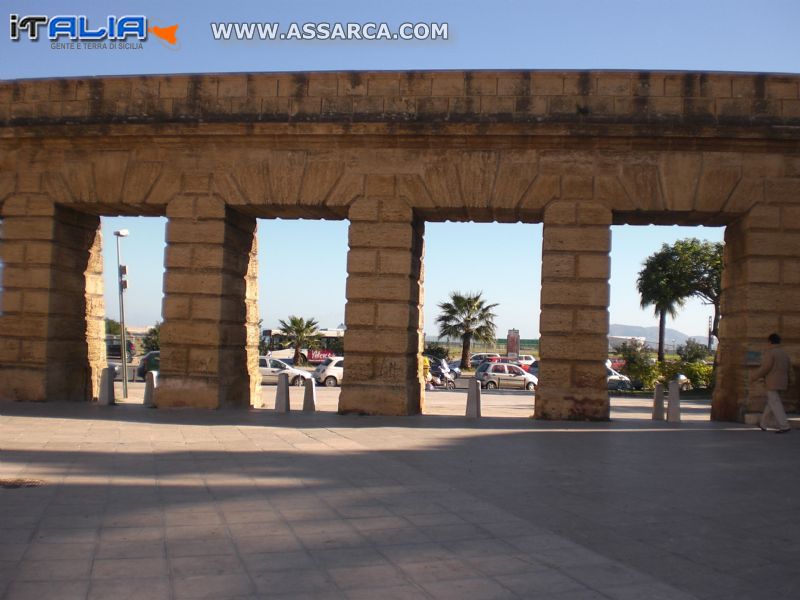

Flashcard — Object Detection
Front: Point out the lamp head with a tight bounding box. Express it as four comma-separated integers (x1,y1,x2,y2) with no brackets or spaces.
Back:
114,229,130,237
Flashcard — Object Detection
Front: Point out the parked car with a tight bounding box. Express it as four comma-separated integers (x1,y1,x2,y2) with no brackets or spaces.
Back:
516,354,536,367
607,367,633,391
259,357,311,386
469,353,501,368
475,362,538,391
106,337,134,362
527,360,539,377
313,356,344,387
136,351,160,380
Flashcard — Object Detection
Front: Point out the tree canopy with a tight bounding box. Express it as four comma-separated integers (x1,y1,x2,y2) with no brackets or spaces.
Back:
277,316,320,365
636,238,723,362
436,291,498,369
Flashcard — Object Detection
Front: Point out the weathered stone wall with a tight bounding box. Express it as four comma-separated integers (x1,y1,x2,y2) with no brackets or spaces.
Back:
0,197,103,401
537,201,611,420
156,196,258,409
340,177,425,415
1,70,799,419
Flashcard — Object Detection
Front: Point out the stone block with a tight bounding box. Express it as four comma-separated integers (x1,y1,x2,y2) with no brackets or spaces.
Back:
576,254,610,279
339,382,421,415
379,249,420,276
344,302,375,327
543,202,576,225
348,222,414,249
431,75,464,96
539,308,574,333
562,176,593,199
347,248,378,273
346,275,417,302
344,329,417,355
541,281,609,307
575,309,609,335
543,226,611,253
572,362,607,389
376,303,418,329
541,254,575,278
539,334,608,360
746,259,780,283
576,203,612,225
348,198,379,222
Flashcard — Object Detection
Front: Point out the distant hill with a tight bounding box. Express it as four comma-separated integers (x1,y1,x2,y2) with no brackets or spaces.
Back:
609,324,707,347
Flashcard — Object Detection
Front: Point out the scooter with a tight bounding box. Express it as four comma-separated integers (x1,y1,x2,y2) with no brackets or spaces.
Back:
429,370,457,390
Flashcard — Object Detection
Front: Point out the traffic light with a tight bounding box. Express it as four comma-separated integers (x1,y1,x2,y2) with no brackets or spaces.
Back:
119,264,128,290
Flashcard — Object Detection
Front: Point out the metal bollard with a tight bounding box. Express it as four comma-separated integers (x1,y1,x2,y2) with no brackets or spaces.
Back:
652,383,665,420
275,373,290,413
302,378,316,412
466,379,481,418
143,371,158,408
98,367,115,405
667,380,681,422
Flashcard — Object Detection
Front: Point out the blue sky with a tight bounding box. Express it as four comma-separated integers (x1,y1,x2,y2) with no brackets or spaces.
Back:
4,1,799,339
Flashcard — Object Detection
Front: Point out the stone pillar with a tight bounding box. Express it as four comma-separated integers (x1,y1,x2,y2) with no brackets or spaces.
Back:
339,176,425,415
156,196,258,409
0,196,105,402
535,200,611,420
713,202,800,421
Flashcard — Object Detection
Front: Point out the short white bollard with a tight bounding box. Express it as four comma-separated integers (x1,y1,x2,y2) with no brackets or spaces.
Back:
466,379,481,418
667,380,681,422
652,383,665,421
302,378,316,412
98,367,115,405
275,373,290,413
143,371,158,408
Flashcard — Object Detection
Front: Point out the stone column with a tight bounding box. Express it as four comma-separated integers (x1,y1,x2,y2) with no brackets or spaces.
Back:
156,196,258,409
0,196,105,402
339,176,425,415
536,200,611,420
713,203,800,421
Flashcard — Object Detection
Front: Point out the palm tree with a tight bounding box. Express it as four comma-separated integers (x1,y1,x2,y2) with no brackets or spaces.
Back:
436,292,498,369
636,246,691,363
277,316,320,365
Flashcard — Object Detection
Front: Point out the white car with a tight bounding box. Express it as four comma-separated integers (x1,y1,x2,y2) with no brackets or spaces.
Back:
606,367,632,391
469,352,501,368
313,356,344,387
259,357,311,386
516,354,536,366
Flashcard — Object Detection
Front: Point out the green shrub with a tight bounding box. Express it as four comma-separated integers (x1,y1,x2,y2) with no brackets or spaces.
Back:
677,339,711,363
615,340,660,390
424,344,450,360
660,360,713,389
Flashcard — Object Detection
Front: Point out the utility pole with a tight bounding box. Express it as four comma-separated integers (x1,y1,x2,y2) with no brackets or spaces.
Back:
114,229,130,398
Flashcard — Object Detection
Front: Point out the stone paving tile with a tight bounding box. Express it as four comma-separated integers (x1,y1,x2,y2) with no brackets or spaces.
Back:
3,580,90,600
14,558,93,581
242,550,317,573
496,569,592,596
92,556,169,579
87,576,171,600
344,584,429,599
326,563,411,589
172,572,257,599
420,576,518,599
167,538,238,557
251,568,339,595
170,554,247,577
95,539,165,559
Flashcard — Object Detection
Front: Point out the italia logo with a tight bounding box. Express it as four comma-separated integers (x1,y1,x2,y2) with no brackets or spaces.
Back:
9,14,179,46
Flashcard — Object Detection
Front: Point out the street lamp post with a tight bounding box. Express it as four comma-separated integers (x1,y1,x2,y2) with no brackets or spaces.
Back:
114,229,130,399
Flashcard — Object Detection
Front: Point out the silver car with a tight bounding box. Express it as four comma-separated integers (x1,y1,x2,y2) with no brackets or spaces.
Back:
259,357,311,386
476,362,538,391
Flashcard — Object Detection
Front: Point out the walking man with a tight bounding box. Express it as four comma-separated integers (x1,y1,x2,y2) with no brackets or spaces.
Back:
750,333,792,434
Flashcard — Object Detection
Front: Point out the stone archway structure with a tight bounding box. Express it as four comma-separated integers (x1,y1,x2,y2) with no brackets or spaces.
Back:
1,70,799,420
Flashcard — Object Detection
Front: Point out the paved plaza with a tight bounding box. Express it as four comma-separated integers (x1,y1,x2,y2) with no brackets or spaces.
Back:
0,392,798,600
